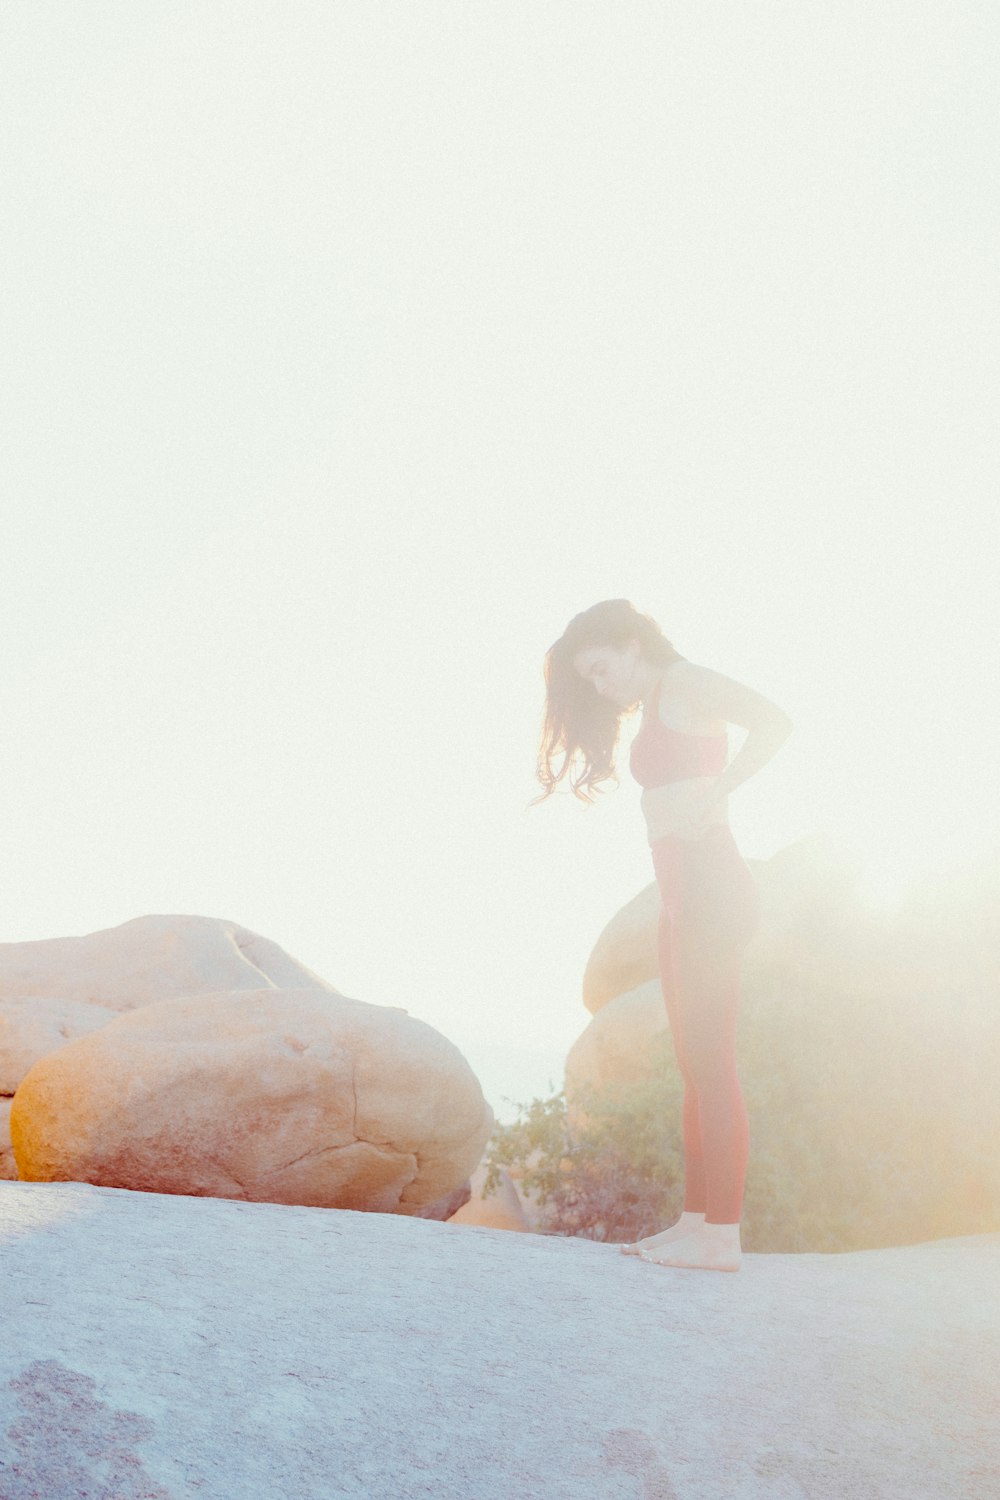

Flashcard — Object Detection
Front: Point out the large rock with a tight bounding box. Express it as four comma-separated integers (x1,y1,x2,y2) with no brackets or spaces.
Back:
564,978,667,1097
0,913,339,1013
0,915,344,1181
581,884,660,1015
0,1098,11,1180
1,1179,997,1499
447,1159,530,1232
10,988,492,1218
1,997,121,1179
0,996,117,1095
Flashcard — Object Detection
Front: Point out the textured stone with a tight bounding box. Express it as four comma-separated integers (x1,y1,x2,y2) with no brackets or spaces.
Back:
447,1159,530,1232
1,997,119,1180
0,995,117,1095
564,979,667,1097
0,914,344,1182
10,987,492,1217
0,913,339,1014
581,884,660,1015
0,1098,12,1180
1,1179,997,1500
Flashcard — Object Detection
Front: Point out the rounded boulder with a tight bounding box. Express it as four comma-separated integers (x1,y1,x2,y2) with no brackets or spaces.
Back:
564,978,669,1098
10,987,493,1217
1,996,119,1179
582,884,661,1015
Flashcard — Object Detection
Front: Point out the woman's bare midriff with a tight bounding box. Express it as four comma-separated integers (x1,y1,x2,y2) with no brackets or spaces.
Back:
640,777,730,845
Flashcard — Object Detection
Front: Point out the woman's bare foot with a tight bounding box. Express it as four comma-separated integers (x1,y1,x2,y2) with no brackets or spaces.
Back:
639,1222,742,1272
619,1211,706,1257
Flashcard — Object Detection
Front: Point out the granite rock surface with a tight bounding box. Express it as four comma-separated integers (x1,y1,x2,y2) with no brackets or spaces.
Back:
1,1180,996,1500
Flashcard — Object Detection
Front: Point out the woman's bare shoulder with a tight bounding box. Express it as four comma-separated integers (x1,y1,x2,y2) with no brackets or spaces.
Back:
665,660,792,733
658,661,729,734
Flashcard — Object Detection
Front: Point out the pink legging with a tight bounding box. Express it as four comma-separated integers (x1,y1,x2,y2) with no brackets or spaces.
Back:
652,824,761,1225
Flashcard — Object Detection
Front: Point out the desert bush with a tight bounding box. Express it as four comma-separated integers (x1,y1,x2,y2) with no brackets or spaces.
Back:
483,1031,685,1242
483,965,1000,1252
487,852,1000,1251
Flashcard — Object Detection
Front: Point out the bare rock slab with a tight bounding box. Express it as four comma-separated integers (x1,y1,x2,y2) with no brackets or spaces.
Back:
1,1180,997,1500
11,988,492,1217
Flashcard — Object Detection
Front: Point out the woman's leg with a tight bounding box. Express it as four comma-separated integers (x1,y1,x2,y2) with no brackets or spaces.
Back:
620,837,707,1255
672,935,749,1225
641,827,760,1269
665,919,709,1216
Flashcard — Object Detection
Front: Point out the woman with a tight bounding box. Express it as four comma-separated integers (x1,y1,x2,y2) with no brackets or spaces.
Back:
533,599,793,1272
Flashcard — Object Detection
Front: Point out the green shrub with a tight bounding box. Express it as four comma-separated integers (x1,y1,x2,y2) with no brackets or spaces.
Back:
482,968,1000,1252
483,1031,684,1242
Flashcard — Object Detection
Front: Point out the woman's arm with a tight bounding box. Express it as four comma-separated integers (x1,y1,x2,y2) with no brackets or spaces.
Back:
669,661,793,808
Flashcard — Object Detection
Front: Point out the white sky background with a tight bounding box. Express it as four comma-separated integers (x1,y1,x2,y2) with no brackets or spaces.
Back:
1,3,997,1121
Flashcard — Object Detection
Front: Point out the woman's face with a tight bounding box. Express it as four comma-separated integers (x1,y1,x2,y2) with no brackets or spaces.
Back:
572,639,643,709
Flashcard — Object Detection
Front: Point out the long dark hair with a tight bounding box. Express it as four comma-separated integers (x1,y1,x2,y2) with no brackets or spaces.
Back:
531,599,685,805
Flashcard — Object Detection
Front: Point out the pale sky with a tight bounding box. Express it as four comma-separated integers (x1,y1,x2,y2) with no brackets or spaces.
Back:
2,3,997,1120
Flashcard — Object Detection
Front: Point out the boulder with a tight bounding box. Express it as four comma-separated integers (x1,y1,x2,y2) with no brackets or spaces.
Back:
0,914,344,1182
0,913,339,1013
581,884,660,1015
564,978,667,1098
447,1159,530,1232
10,987,492,1218
0,1098,11,1180
1,996,120,1179
1,996,117,1095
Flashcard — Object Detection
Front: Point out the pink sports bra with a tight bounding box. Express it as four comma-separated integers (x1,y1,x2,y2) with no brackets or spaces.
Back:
629,673,728,790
